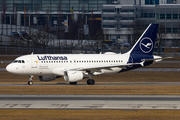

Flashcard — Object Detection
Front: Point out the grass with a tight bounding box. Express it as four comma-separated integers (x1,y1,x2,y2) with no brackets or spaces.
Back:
1,85,180,95
1,71,180,83
0,110,180,120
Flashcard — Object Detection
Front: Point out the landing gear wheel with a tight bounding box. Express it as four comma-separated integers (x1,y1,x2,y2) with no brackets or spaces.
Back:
87,79,95,85
69,82,77,85
28,75,34,85
28,81,33,85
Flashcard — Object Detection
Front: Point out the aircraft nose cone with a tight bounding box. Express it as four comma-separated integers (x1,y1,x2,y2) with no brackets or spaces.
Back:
6,64,16,73
6,64,12,72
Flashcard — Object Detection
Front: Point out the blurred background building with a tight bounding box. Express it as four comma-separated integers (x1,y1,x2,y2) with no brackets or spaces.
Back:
0,0,180,54
102,0,180,47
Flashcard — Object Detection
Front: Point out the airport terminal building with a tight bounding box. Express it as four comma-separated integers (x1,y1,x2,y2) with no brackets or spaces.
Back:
102,0,180,47
1,0,180,48
0,0,113,26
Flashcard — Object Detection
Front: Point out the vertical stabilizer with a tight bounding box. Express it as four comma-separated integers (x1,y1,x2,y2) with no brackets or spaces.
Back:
128,24,159,55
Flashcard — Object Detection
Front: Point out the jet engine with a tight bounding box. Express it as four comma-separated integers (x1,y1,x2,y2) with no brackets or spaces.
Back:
64,71,83,82
38,75,56,81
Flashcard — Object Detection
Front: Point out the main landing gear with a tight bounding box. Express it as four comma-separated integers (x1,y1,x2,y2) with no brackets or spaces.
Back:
87,79,95,85
28,76,34,85
87,74,95,85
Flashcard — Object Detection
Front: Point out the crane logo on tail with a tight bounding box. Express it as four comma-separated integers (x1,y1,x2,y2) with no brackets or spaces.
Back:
140,37,153,53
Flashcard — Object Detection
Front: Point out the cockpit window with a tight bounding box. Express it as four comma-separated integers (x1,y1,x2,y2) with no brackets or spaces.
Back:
13,60,25,63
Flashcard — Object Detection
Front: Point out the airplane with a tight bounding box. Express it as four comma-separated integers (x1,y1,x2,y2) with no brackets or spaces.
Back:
6,23,166,85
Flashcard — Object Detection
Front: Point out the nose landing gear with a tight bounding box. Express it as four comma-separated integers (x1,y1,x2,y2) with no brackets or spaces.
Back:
28,76,34,85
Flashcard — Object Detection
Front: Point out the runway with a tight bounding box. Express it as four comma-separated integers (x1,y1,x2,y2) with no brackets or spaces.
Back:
0,95,180,110
1,82,180,86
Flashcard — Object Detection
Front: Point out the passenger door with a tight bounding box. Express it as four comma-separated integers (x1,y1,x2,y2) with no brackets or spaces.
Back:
31,56,37,68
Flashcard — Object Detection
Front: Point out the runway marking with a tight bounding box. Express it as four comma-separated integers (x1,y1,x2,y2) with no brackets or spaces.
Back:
0,95,180,110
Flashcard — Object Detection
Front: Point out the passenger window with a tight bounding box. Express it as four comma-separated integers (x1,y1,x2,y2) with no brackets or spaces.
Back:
41,61,43,63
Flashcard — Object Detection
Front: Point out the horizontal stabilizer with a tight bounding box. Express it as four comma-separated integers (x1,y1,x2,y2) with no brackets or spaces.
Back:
141,57,173,62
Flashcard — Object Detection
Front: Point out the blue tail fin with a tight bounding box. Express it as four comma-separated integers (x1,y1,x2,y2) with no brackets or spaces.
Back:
128,24,159,55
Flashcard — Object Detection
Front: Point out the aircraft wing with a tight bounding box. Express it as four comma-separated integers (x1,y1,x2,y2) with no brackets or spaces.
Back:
68,62,142,72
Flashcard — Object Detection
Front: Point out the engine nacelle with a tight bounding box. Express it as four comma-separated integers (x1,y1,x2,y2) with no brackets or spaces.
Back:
38,75,56,81
64,71,83,82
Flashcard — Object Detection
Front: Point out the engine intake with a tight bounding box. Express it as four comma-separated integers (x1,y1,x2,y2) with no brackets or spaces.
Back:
64,71,83,82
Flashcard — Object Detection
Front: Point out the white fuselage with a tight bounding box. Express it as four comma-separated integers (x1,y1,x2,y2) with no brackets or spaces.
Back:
6,53,130,76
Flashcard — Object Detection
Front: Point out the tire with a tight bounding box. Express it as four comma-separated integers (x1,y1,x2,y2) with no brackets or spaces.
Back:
28,81,33,85
69,82,77,85
87,79,95,85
